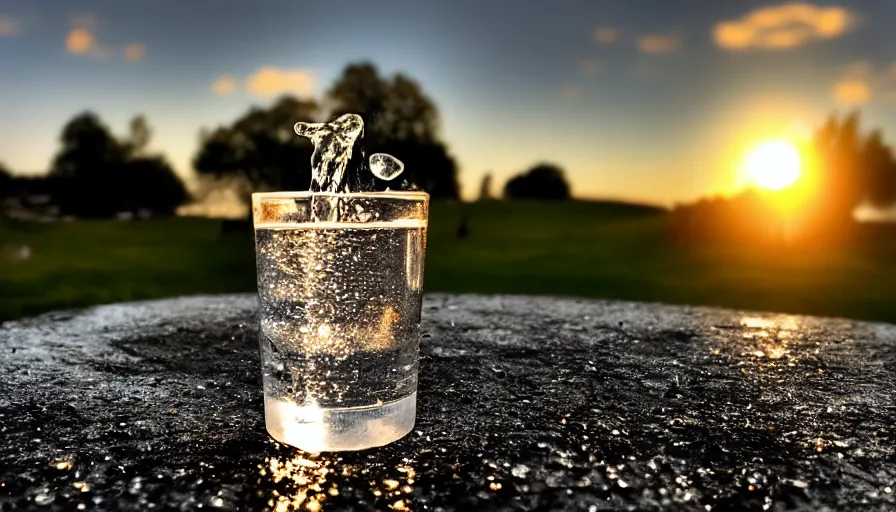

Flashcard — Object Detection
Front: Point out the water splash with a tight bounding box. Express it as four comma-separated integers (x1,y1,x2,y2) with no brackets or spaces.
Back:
294,114,364,193
294,114,404,193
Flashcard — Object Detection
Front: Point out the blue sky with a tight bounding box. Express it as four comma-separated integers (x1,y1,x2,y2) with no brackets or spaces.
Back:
2,0,896,204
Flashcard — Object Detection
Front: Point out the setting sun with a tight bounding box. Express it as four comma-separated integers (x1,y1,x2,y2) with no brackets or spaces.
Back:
744,141,802,191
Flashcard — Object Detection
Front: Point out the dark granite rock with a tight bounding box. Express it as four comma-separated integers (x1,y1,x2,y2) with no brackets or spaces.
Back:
1,294,895,511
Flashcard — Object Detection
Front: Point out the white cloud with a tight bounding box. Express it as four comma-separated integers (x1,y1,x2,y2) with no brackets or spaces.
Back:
245,67,316,97
714,3,855,51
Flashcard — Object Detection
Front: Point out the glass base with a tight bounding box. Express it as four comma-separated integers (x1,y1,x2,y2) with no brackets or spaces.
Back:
264,393,416,452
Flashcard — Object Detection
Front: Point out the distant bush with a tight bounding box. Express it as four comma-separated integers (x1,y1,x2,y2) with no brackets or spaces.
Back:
504,163,571,200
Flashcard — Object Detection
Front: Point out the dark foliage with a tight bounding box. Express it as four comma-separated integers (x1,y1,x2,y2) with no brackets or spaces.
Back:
193,97,318,193
192,63,461,200
48,112,189,217
503,163,571,200
328,62,460,199
0,163,11,198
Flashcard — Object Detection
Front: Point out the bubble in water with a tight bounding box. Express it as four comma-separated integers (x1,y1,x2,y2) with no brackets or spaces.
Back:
369,153,404,181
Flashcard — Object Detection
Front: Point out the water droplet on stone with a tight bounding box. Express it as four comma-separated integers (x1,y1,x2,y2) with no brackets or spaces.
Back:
34,490,53,506
511,464,530,478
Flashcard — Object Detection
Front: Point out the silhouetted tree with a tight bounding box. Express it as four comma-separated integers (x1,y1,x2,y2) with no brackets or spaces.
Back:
193,96,318,193
376,139,459,199
0,162,11,198
812,112,896,224
864,129,896,208
125,156,189,216
328,63,439,147
328,62,460,199
478,173,493,201
50,113,129,216
49,112,188,217
503,163,571,200
126,115,152,157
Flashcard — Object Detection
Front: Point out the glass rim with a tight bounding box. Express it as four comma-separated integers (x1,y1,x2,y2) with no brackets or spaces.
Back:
252,190,430,201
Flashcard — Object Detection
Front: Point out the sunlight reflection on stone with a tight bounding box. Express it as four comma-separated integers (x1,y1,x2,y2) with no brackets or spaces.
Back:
720,315,805,366
261,452,417,511
741,315,799,331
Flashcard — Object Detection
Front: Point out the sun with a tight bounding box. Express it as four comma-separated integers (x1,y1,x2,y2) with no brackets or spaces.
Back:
744,141,802,191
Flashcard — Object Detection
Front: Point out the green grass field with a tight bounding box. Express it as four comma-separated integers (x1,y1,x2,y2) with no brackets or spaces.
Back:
2,200,895,323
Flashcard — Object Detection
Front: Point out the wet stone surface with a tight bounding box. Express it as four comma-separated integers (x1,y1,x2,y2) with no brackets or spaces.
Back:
1,294,895,511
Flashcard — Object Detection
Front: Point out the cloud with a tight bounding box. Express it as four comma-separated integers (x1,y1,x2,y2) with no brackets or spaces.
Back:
561,85,580,100
714,3,855,51
834,80,870,105
66,28,96,54
830,60,893,106
579,60,601,77
245,67,315,97
65,15,146,62
637,34,681,54
124,43,145,62
0,15,21,37
594,26,618,44
211,75,238,96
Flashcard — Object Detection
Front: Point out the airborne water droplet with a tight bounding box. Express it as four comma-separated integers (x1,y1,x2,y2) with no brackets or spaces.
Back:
369,153,404,181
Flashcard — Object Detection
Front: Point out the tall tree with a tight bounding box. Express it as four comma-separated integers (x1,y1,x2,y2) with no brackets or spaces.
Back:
478,172,493,201
0,162,12,198
193,96,318,193
862,129,896,208
50,112,188,217
327,62,460,199
126,115,152,157
125,155,189,216
812,112,896,223
50,112,129,216
504,163,571,200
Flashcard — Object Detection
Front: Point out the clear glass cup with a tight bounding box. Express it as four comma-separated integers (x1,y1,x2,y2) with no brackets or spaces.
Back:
252,191,428,451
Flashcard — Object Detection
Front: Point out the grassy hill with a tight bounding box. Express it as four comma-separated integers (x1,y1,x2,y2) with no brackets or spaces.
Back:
2,200,895,324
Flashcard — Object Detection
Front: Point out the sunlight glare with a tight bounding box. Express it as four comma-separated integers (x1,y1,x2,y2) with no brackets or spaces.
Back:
744,141,801,191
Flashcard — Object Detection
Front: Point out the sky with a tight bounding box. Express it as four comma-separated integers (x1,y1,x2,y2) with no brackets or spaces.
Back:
2,0,896,205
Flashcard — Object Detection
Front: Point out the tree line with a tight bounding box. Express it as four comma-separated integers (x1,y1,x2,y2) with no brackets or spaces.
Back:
0,61,574,219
